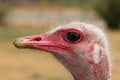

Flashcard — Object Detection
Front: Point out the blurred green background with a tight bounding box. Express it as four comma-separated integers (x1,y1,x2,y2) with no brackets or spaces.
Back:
0,0,120,80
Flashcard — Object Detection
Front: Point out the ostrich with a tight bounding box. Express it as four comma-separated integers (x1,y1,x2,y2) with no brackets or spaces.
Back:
13,22,111,80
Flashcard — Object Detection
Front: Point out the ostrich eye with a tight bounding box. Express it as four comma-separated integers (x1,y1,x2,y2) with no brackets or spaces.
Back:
65,32,81,42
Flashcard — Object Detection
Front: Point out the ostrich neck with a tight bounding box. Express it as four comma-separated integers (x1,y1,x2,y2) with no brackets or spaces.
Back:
55,54,110,80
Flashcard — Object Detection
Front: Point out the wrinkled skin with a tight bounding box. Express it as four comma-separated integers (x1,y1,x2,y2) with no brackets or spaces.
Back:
13,22,111,80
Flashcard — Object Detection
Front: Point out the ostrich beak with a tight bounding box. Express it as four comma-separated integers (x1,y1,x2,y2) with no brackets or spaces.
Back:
13,35,44,48
13,34,69,53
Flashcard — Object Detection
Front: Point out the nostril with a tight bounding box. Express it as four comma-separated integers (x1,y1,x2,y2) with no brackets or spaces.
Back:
33,37,42,41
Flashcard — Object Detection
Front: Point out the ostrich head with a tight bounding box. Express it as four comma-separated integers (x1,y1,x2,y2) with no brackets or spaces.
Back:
13,22,110,80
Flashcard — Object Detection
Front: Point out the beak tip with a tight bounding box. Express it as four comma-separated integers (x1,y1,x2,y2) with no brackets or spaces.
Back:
13,38,24,48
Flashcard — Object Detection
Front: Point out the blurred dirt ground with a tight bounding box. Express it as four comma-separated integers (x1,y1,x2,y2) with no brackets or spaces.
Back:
0,26,120,80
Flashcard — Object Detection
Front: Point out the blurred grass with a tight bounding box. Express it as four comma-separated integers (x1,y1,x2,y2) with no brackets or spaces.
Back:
0,26,49,41
0,26,120,80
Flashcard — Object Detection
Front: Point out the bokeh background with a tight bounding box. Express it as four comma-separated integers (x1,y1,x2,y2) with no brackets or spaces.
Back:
0,0,120,80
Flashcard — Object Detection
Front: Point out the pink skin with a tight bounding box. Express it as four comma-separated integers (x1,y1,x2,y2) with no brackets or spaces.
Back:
13,26,110,80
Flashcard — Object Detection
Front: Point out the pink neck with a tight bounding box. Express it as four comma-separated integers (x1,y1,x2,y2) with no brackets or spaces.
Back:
75,58,110,80
55,55,110,80
74,59,110,80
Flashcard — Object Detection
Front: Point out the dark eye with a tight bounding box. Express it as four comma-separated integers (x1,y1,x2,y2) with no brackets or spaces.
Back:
65,32,82,42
